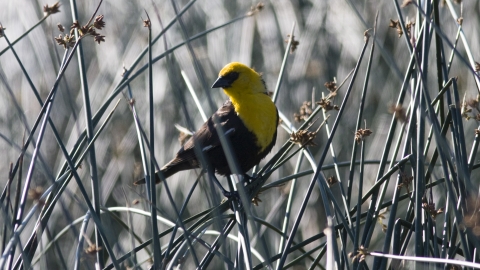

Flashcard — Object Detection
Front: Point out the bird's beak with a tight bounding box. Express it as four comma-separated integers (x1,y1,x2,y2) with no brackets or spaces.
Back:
211,76,231,89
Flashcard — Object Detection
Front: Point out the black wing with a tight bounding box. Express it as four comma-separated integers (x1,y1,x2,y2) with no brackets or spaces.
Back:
160,101,238,177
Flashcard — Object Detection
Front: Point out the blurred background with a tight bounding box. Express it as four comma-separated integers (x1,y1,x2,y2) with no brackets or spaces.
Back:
1,0,479,269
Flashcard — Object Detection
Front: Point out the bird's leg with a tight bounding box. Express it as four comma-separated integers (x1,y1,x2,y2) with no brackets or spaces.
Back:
211,175,234,197
211,176,242,211
205,166,239,199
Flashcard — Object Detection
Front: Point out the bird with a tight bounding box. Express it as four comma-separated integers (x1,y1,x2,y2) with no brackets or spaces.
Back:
134,62,278,188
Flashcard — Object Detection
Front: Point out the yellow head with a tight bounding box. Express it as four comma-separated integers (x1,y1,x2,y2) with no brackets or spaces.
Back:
211,62,267,97
211,62,277,152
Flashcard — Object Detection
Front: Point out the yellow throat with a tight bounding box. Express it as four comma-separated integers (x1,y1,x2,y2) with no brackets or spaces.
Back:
218,62,277,152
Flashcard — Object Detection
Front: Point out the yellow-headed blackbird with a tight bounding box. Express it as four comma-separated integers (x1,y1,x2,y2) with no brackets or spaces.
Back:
134,62,278,185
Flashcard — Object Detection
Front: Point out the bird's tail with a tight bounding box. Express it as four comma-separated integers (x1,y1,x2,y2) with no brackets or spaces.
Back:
132,166,179,185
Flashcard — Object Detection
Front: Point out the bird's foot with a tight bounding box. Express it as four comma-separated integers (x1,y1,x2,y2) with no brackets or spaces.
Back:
222,190,247,211
222,188,242,212
222,189,239,199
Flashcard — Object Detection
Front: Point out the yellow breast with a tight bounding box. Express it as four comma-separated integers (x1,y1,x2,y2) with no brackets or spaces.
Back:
229,93,277,152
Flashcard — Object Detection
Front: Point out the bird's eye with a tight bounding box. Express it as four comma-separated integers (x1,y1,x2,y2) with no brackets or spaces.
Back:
223,72,239,84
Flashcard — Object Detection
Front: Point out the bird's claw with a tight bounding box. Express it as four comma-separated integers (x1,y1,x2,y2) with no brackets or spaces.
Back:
222,190,246,211
222,190,239,199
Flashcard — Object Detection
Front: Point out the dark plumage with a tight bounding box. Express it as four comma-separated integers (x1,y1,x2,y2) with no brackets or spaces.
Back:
134,62,278,185
134,100,278,184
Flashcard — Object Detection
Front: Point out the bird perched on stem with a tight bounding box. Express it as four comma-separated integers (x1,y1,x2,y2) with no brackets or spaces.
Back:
134,62,278,190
